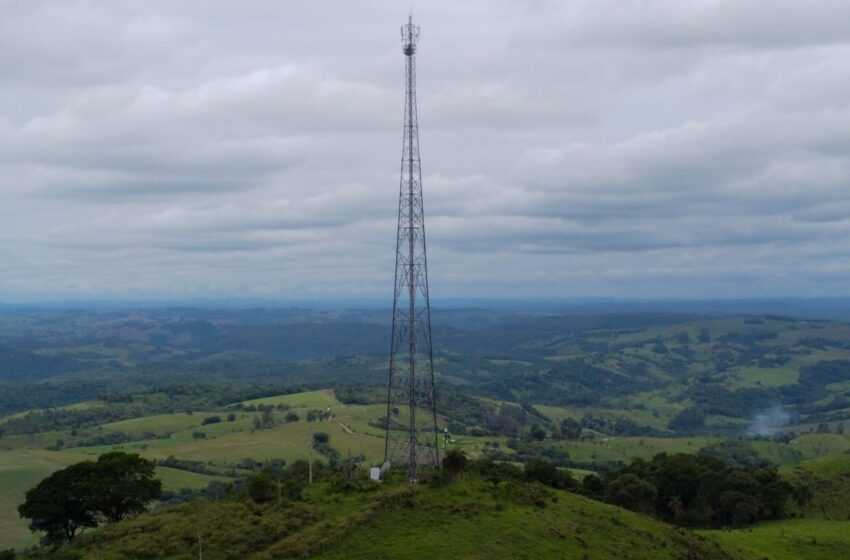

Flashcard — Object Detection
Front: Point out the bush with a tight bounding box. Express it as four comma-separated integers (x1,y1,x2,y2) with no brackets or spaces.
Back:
201,415,221,425
313,432,330,444
604,473,657,515
442,449,468,480
246,473,276,504
524,459,576,490
471,458,522,488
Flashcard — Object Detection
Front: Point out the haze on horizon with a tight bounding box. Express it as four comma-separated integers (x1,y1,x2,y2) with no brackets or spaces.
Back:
2,1,850,302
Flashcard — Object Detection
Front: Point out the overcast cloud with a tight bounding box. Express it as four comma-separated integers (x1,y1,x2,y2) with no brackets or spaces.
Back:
2,0,850,301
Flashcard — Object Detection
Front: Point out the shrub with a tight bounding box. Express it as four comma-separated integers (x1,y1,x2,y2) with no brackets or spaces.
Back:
604,474,657,515
246,473,276,504
442,449,468,480
524,459,576,490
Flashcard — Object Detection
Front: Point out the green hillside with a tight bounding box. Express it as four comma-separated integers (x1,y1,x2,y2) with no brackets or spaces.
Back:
37,477,733,560
781,455,850,519
20,471,850,560
702,519,850,560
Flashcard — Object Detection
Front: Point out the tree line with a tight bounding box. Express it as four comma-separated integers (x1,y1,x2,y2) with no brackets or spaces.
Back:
443,450,793,529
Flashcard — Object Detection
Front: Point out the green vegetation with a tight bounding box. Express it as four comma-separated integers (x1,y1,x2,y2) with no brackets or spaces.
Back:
0,451,85,550
584,453,791,528
14,451,850,560
781,455,850,519
703,519,850,560
18,462,730,560
3,384,850,551
0,450,225,551
18,452,160,543
4,308,850,556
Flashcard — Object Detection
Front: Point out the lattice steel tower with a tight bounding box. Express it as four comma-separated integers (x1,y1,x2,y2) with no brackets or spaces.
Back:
384,15,439,482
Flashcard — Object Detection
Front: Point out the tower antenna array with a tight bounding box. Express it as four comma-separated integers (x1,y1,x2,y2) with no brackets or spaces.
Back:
384,15,439,482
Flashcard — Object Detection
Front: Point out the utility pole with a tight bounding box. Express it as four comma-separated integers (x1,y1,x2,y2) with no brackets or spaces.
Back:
384,14,439,484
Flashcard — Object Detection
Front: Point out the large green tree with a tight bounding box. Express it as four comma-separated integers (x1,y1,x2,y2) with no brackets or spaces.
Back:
93,452,162,522
18,452,161,542
17,461,99,543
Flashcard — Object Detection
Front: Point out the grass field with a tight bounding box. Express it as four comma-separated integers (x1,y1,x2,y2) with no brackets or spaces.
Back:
733,366,799,388
0,400,105,425
790,433,850,458
534,403,675,432
154,466,233,490
702,519,850,560
553,436,721,464
236,389,339,409
0,450,87,549
316,482,727,560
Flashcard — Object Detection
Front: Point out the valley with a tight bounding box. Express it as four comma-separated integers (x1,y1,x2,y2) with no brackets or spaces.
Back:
3,305,850,557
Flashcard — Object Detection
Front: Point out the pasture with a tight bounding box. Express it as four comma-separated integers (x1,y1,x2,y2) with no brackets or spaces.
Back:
703,519,850,560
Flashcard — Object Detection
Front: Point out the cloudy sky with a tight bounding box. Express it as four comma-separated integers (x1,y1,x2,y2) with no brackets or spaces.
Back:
2,0,850,302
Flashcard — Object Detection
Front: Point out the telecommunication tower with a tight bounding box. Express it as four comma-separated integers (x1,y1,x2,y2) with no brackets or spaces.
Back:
384,15,439,482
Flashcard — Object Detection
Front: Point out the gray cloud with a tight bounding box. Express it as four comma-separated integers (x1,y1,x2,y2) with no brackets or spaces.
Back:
1,0,850,300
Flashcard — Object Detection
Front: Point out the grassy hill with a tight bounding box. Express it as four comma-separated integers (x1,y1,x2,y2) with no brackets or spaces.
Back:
781,455,850,520
37,477,733,560
19,472,850,560
702,519,850,560
693,455,850,559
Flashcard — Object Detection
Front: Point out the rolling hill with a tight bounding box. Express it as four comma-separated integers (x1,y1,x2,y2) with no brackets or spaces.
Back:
34,477,734,560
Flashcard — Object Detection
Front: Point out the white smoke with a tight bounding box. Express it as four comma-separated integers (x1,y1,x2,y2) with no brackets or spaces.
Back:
748,405,790,436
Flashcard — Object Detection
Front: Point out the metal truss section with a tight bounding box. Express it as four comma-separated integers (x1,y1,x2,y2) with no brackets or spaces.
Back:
384,16,439,483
